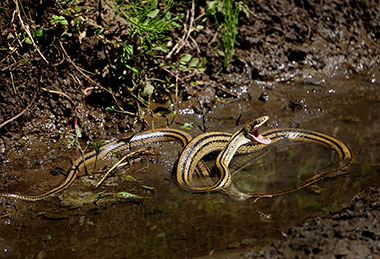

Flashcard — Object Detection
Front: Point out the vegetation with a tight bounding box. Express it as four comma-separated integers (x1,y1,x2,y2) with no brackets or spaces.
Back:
207,0,241,69
2,0,245,115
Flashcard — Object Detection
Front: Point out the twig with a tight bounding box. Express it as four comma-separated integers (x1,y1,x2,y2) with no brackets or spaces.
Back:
95,148,158,189
59,41,95,76
0,200,19,219
166,0,195,59
59,41,121,107
162,67,197,105
162,68,197,81
10,72,17,95
189,35,200,54
215,84,238,97
208,25,223,47
182,0,195,51
0,58,24,72
0,212,17,219
41,87,76,107
13,0,48,64
175,72,179,105
0,92,36,129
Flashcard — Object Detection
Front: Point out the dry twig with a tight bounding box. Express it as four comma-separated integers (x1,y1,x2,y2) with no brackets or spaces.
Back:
59,41,125,110
13,0,48,64
95,148,158,189
41,87,76,107
0,201,19,219
0,92,36,129
166,0,196,59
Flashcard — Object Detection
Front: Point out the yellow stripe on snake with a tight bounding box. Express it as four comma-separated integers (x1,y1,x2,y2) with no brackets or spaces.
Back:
0,116,353,201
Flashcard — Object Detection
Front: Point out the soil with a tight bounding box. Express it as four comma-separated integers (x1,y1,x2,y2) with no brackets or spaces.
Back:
222,187,380,258
1,0,380,258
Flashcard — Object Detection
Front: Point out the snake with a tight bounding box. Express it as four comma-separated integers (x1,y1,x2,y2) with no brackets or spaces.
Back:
0,128,207,201
0,116,353,201
178,116,353,200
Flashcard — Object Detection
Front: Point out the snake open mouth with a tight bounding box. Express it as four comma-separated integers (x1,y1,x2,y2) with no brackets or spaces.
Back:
250,129,271,145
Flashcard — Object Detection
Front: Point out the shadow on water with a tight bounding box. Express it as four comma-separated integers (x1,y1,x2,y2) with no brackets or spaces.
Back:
1,74,380,258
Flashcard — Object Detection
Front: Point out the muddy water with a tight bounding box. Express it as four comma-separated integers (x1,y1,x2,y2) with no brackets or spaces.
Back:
1,73,380,258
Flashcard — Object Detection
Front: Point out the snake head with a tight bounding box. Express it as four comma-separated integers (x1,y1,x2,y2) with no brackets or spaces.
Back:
245,116,271,145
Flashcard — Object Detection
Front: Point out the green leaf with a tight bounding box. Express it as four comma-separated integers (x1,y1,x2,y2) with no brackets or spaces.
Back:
125,64,139,74
35,29,45,38
24,36,33,44
179,54,192,64
52,15,68,26
180,122,194,130
147,9,159,18
188,57,199,68
196,25,204,30
117,192,144,199
74,6,82,13
66,135,74,148
142,81,154,96
207,0,218,12
122,43,134,59
153,45,168,53
196,67,206,73
75,125,82,138
121,174,137,182
216,49,225,56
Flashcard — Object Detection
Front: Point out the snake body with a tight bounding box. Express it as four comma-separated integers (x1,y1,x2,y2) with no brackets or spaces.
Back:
0,117,353,201
177,116,271,192
176,116,352,200
0,129,198,201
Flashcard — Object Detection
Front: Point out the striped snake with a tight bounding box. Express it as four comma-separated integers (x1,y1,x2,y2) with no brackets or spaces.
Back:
0,116,353,201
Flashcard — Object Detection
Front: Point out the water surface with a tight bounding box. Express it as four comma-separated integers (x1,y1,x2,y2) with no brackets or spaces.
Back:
1,74,379,258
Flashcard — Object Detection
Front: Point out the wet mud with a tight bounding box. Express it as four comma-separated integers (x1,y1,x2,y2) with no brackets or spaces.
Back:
242,187,380,258
1,0,380,258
